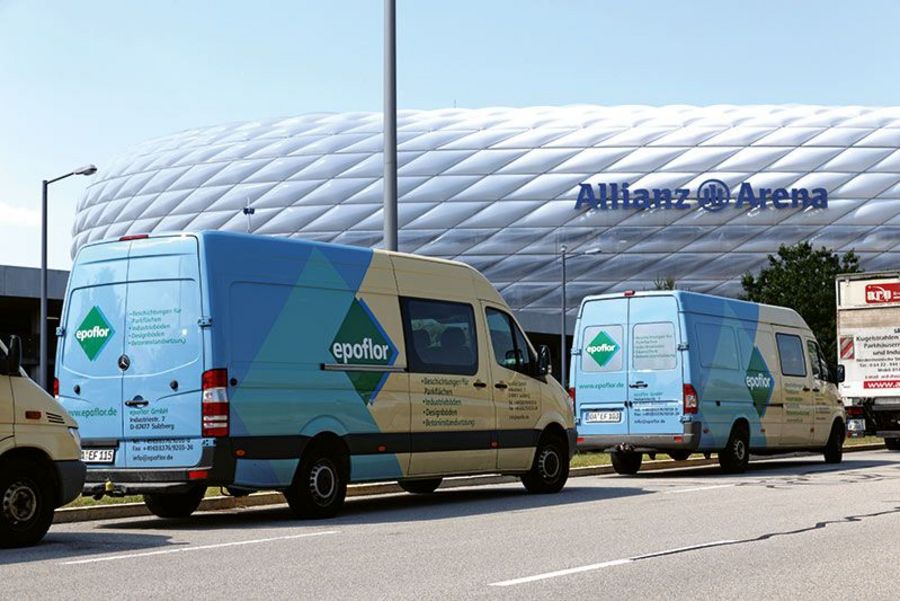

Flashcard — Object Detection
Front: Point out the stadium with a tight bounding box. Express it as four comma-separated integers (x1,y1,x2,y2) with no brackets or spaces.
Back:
72,104,900,335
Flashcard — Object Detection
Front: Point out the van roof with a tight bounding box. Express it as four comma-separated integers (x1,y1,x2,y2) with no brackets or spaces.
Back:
578,290,809,330
77,230,504,303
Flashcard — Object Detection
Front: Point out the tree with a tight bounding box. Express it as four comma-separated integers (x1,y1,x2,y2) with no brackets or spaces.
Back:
742,242,862,373
653,276,676,290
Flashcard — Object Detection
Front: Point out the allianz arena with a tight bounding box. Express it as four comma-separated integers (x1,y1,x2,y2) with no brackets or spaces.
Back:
73,105,900,333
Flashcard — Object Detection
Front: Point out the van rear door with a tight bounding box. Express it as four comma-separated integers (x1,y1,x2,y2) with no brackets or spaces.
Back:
120,236,205,469
575,298,630,436
627,296,684,436
58,241,130,457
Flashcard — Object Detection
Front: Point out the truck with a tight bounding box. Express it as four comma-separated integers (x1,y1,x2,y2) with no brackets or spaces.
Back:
835,272,900,449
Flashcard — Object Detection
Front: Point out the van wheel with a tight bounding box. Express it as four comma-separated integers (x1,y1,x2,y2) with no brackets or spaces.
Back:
668,451,691,462
521,433,569,493
398,479,442,494
885,438,900,451
718,423,750,474
611,451,642,475
143,486,206,519
823,421,845,464
285,441,348,519
0,458,56,548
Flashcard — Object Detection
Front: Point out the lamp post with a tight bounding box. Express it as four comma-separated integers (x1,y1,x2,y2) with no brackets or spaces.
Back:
383,0,398,251
560,246,601,389
40,164,97,390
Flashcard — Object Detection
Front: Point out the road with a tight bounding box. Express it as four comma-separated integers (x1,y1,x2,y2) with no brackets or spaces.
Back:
2,450,899,600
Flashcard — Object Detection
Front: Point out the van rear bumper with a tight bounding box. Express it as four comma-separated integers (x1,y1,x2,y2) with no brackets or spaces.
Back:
577,421,702,452
81,444,235,496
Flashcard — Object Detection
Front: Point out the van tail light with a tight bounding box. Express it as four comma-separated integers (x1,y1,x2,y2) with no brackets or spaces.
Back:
53,378,59,398
683,383,699,415
846,405,864,418
202,368,229,438
568,387,576,415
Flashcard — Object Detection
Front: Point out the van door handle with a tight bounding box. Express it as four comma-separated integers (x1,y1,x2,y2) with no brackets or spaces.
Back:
125,397,149,408
802,386,811,392
473,380,488,389
494,382,509,390
812,387,820,393
629,381,648,389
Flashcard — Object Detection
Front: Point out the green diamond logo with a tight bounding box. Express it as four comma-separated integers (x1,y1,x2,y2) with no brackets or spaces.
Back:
330,298,397,404
585,330,620,367
75,306,115,361
745,347,774,417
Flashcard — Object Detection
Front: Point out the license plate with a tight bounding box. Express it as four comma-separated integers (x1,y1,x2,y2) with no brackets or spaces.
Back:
847,418,866,433
584,410,622,424
81,448,116,464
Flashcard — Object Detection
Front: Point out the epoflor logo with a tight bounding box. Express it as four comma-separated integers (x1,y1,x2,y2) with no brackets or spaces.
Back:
330,297,397,404
585,330,620,367
745,347,775,418
75,306,115,361
575,180,827,212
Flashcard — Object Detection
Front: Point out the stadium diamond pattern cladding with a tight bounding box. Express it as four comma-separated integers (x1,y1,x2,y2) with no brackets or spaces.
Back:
74,105,900,333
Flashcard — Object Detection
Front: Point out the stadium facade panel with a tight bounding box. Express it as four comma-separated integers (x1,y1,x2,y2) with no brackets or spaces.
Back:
73,105,900,333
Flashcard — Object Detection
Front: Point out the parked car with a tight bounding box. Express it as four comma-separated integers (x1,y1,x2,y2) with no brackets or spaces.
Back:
56,231,575,519
570,291,845,474
1,336,84,547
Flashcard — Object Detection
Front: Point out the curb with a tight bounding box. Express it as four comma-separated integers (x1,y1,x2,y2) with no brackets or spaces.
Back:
54,442,886,524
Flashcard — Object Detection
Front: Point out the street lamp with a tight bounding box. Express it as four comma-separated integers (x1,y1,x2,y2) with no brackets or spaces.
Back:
560,245,601,389
40,164,97,390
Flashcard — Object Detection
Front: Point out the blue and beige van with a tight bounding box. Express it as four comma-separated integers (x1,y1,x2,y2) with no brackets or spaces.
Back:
56,231,575,518
570,291,845,474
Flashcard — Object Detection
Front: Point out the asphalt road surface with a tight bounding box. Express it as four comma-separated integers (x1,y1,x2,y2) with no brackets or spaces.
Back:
3,450,899,600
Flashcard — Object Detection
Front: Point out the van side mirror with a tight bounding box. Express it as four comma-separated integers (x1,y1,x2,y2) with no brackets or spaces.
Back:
4,336,22,376
836,364,845,384
537,345,552,377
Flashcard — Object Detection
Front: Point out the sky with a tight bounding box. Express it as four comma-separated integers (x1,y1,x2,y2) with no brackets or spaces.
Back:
3,0,900,269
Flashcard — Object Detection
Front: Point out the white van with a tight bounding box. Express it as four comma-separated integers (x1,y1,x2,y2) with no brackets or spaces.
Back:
1,336,84,547
571,291,846,474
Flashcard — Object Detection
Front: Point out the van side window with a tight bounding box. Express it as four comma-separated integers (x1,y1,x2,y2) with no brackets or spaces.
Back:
776,333,807,377
697,323,739,370
632,322,677,371
401,298,478,376
486,308,535,375
806,340,822,379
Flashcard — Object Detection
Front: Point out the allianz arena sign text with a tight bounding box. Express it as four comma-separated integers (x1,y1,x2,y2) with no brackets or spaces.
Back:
575,179,828,212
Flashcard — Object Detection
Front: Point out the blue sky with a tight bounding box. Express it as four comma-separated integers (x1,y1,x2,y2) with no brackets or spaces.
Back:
3,0,900,268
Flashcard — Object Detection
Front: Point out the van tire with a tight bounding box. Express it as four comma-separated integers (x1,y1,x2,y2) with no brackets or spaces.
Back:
285,441,348,519
0,458,56,548
398,479,442,494
668,451,691,462
521,433,569,493
611,451,642,475
885,438,900,451
143,486,206,519
718,423,750,474
823,421,845,464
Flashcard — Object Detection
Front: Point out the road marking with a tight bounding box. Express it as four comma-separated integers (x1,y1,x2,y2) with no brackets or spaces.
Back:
663,484,734,494
61,530,339,565
490,540,735,587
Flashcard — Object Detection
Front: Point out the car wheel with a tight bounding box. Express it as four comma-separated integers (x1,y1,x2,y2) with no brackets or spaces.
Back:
718,423,750,474
610,450,642,475
398,478,442,494
884,438,900,451
823,421,845,464
285,441,348,519
0,458,56,548
143,486,206,519
521,433,569,493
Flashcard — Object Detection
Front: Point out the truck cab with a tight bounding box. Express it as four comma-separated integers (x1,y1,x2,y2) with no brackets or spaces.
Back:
0,336,84,548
